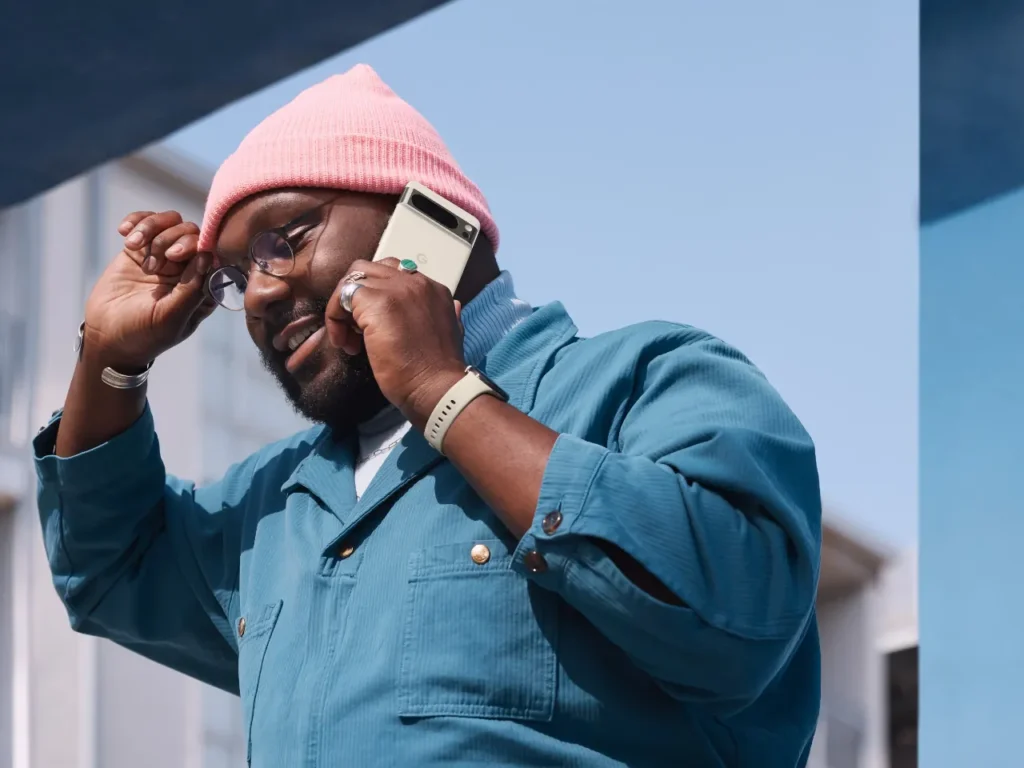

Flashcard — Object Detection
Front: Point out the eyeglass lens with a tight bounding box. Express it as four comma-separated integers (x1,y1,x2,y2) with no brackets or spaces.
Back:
250,230,295,275
207,267,247,311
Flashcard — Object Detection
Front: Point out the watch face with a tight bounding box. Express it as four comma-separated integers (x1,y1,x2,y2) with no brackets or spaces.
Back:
470,367,509,402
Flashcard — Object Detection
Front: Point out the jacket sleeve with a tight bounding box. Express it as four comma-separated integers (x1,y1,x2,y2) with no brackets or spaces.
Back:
510,334,821,713
34,404,256,695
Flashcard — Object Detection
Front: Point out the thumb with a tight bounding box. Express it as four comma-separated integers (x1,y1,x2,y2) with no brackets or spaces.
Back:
163,253,213,321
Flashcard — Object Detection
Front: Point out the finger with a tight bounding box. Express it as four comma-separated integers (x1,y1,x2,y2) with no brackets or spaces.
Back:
325,311,363,354
340,329,364,356
346,259,402,280
126,211,185,268
164,252,214,320
453,300,463,326
118,211,154,236
325,281,378,353
366,256,431,286
329,265,395,322
124,210,182,248
150,222,200,262
346,281,400,343
164,233,199,262
333,276,394,317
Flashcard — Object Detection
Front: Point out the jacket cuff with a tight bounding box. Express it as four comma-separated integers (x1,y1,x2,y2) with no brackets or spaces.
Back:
510,433,609,584
34,404,156,493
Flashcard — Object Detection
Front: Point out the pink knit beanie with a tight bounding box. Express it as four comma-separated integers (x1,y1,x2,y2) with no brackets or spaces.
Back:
198,64,499,253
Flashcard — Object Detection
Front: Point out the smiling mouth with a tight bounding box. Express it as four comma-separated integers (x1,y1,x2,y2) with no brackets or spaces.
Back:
286,321,322,351
272,314,325,353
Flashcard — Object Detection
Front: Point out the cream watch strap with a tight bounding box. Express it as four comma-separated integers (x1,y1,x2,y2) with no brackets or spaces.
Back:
425,370,498,454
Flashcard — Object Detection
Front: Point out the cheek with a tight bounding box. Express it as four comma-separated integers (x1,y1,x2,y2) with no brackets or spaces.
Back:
308,241,355,290
308,225,382,288
309,262,351,297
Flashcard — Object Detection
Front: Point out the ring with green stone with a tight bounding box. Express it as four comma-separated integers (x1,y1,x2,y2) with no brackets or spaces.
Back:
398,259,419,273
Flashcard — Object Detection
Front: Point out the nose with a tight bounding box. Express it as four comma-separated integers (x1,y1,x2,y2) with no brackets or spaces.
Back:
243,267,291,318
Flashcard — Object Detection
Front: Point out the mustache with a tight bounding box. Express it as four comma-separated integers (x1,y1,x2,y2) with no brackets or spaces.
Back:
266,297,329,336
261,298,329,355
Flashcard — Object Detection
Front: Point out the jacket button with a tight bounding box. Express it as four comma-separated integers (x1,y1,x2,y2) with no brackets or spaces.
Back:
338,544,355,559
523,550,548,574
470,544,491,564
541,510,563,535
237,617,246,638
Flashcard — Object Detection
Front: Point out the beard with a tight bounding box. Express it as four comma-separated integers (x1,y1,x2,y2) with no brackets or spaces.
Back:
258,296,388,435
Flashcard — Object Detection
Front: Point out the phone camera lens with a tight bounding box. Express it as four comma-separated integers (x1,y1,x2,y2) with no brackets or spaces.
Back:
410,192,458,230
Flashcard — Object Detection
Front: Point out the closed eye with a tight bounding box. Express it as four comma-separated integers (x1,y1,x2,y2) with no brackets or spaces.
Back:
284,224,319,254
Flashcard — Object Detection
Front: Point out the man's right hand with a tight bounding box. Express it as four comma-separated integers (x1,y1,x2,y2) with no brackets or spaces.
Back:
83,210,217,370
53,211,218,458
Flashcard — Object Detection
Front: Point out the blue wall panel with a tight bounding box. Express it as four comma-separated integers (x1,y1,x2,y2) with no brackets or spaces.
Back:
920,189,1024,767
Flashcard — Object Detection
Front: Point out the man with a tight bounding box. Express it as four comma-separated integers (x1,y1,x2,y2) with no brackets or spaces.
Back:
35,64,822,767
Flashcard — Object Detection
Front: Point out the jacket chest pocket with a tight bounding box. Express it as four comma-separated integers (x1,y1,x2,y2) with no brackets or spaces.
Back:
238,600,283,765
398,539,559,721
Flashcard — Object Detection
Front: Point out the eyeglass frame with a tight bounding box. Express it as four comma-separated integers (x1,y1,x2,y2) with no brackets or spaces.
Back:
205,196,340,312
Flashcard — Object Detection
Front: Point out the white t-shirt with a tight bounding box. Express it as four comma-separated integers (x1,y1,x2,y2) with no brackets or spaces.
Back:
354,407,411,500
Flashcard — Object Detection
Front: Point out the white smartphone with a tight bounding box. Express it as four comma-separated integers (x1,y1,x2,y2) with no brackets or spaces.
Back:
372,181,480,295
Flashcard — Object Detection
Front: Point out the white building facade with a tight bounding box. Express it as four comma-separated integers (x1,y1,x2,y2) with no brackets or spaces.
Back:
809,516,894,768
0,147,308,768
0,147,912,768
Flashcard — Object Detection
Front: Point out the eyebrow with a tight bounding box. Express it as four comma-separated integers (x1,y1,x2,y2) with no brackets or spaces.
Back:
277,203,324,232
216,194,322,261
251,195,318,234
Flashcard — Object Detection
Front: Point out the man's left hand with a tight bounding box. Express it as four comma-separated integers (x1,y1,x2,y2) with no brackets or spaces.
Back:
325,258,466,429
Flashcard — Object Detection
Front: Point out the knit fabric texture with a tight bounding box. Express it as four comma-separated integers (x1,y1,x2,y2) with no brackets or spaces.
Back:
197,63,498,253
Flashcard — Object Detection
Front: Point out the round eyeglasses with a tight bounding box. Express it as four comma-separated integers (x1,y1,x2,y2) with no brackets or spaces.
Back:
205,198,336,311
206,264,248,311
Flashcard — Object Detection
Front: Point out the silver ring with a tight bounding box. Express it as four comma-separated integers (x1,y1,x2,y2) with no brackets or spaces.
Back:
343,271,367,284
339,281,363,313
398,259,419,274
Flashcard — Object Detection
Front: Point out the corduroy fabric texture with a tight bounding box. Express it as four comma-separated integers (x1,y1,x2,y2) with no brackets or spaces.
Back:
35,303,823,767
198,63,499,253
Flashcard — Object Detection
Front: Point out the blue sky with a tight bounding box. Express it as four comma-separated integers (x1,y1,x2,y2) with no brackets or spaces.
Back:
164,0,919,547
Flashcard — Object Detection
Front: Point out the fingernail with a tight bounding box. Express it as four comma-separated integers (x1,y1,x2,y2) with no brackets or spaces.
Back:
166,244,183,257
142,256,158,273
117,221,132,234
126,231,143,247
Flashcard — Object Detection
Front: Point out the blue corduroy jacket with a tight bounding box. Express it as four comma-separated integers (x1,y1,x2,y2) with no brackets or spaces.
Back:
35,301,821,767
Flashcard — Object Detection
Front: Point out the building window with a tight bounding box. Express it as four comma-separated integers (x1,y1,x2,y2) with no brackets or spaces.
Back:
888,645,919,768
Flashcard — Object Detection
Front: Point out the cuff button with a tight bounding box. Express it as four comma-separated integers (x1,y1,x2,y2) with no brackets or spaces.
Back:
541,510,563,535
523,550,549,574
